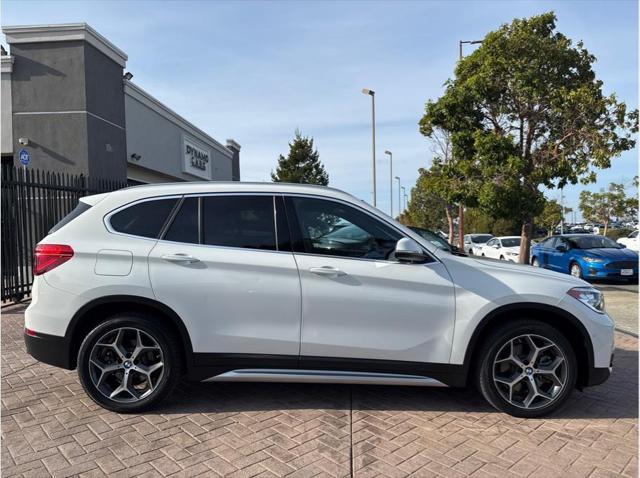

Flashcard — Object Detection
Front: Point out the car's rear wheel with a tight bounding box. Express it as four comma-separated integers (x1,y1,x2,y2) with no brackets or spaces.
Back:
531,257,540,267
77,313,182,413
476,320,577,418
570,262,583,279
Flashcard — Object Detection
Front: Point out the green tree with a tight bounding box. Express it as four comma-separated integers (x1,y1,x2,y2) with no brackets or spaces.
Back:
579,183,636,235
398,167,449,234
535,199,563,236
419,12,638,263
271,130,329,185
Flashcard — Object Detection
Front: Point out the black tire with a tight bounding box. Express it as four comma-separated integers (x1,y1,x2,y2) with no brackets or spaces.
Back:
569,261,583,279
500,256,505,261
476,319,577,418
77,313,183,413
531,256,540,267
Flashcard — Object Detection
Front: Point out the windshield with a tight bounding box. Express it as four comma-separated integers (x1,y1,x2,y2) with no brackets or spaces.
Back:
322,224,370,241
501,238,521,248
568,235,622,249
472,235,493,243
409,227,451,251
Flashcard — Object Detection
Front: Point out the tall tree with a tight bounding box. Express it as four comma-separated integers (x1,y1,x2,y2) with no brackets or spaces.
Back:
419,12,638,263
579,183,635,236
271,130,329,185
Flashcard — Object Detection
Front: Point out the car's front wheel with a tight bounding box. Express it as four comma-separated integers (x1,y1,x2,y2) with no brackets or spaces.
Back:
477,320,577,418
570,262,583,279
77,313,182,413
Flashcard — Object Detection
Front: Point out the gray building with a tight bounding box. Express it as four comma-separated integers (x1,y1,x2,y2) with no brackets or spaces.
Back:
1,23,240,183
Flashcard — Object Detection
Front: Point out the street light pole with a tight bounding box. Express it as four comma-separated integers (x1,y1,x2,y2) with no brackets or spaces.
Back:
401,186,406,212
362,88,376,207
395,176,401,218
385,150,393,217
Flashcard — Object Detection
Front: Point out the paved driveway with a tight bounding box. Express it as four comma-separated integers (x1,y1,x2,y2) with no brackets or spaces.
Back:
2,304,638,477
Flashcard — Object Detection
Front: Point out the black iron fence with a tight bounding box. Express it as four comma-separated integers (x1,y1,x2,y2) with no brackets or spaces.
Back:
1,167,128,302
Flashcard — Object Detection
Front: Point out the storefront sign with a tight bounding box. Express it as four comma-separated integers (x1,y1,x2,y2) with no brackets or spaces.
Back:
182,136,211,179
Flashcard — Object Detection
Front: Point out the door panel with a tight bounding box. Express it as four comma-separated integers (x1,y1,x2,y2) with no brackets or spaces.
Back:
148,195,301,355
294,254,456,363
286,195,456,364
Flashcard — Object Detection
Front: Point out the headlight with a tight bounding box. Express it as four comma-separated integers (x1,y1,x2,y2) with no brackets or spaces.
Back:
583,257,605,263
567,287,605,313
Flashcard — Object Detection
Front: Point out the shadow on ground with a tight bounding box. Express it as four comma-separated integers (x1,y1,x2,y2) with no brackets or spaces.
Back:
153,345,637,420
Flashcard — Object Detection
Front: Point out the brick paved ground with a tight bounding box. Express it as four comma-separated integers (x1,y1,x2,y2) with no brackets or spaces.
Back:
2,304,637,477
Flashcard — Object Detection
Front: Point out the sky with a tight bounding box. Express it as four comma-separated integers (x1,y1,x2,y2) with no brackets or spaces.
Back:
2,0,638,221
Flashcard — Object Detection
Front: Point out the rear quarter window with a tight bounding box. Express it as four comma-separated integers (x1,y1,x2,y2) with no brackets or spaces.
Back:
109,198,178,239
49,201,92,234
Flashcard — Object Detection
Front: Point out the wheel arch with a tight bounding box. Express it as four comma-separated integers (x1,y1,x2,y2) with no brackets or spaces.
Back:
66,295,193,371
463,302,594,389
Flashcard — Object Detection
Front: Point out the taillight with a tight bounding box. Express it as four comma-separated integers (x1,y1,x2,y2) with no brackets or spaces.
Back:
33,244,74,275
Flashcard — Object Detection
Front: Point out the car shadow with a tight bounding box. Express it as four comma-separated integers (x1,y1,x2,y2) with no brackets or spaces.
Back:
152,345,637,420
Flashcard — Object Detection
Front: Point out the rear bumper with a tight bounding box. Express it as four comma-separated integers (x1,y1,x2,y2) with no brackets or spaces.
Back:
24,331,73,370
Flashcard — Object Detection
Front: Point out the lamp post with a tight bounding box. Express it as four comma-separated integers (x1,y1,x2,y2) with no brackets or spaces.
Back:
362,88,376,207
401,186,406,212
395,176,401,218
459,40,483,61
384,150,393,217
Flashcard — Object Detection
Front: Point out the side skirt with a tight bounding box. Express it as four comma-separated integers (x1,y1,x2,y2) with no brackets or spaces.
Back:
204,369,448,387
188,353,467,387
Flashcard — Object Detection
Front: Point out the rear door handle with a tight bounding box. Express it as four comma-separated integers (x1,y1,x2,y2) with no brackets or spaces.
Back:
161,253,200,264
309,266,346,278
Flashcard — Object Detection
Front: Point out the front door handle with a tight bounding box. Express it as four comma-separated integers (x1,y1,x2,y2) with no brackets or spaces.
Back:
161,253,200,264
309,266,346,278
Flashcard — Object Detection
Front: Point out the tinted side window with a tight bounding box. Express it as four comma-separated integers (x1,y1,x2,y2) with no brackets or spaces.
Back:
203,195,276,250
50,201,91,234
289,197,401,260
110,198,177,239
164,197,199,244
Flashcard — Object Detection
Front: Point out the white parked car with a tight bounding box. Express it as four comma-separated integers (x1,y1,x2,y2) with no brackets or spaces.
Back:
478,236,521,262
617,230,639,251
462,234,494,255
26,183,614,417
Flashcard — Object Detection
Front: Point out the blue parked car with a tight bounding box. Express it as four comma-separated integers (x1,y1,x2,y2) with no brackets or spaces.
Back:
530,234,638,281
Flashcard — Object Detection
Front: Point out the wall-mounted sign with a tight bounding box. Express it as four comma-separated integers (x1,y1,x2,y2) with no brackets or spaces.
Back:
182,135,211,180
18,148,30,166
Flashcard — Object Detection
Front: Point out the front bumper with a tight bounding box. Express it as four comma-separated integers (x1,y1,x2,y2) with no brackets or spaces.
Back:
586,365,611,387
581,261,638,280
24,330,73,370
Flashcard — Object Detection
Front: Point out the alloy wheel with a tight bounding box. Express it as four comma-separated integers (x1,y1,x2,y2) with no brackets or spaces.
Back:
492,334,567,410
570,263,582,278
89,327,165,403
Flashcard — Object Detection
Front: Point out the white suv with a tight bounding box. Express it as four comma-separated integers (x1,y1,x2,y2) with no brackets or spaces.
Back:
26,183,614,417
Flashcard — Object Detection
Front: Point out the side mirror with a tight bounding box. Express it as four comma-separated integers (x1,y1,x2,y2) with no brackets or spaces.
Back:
556,244,568,252
395,238,429,264
493,244,500,248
